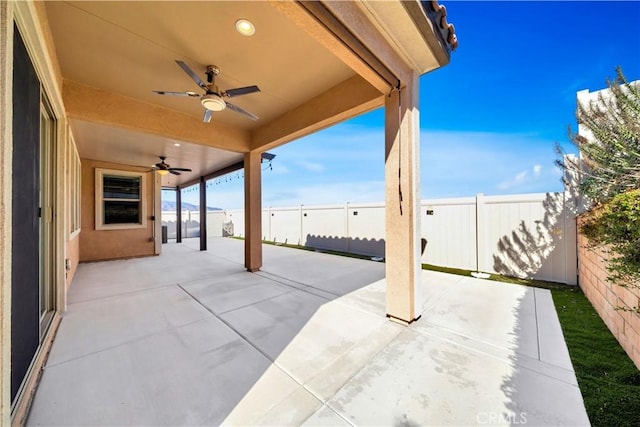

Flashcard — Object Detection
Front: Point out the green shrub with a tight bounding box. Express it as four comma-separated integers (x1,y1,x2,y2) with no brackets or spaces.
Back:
581,190,640,294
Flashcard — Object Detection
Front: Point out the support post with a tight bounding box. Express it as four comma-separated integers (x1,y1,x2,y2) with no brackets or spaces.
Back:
176,186,182,243
153,172,161,255
244,151,262,272
199,176,207,251
384,72,422,325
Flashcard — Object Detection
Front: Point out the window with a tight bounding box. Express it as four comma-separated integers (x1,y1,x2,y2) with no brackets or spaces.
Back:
95,168,146,230
67,133,81,237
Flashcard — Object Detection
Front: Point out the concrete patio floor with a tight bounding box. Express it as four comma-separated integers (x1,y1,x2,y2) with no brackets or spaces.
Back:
27,237,589,426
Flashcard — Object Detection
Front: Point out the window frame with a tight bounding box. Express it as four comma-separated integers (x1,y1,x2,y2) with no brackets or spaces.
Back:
95,168,147,230
67,134,81,238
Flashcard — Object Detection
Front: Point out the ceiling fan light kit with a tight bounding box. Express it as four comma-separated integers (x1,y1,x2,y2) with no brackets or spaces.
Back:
201,94,226,111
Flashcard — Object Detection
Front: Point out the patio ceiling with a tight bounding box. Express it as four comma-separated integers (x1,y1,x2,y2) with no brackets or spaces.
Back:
70,119,240,189
43,1,449,186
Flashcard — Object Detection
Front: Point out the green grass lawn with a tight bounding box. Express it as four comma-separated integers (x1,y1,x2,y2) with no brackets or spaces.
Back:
235,237,640,424
552,287,640,426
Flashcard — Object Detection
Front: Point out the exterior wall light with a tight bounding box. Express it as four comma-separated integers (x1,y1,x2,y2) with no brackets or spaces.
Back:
235,19,255,36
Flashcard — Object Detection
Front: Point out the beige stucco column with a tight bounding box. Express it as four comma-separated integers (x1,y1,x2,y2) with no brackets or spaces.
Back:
385,72,422,325
0,1,12,421
244,151,262,272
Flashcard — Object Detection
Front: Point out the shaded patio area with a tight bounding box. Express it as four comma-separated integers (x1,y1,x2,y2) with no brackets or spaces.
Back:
27,238,588,426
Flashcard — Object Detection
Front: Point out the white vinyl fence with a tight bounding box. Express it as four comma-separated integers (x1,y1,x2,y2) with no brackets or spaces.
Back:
161,210,227,239
225,192,578,284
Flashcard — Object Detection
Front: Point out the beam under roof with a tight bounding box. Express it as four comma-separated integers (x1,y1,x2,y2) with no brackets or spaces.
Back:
250,74,383,151
63,79,251,153
177,153,275,189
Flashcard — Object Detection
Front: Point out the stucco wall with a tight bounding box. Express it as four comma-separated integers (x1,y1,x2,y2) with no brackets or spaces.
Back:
577,215,640,369
65,234,79,288
80,159,155,262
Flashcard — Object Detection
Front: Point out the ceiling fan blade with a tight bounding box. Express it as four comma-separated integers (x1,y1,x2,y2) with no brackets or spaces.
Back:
224,85,260,98
203,109,213,123
169,170,182,176
225,101,259,121
153,90,200,97
169,168,192,172
175,60,208,91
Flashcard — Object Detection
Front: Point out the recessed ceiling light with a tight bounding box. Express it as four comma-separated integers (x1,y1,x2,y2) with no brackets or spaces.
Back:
235,19,255,36
174,143,181,147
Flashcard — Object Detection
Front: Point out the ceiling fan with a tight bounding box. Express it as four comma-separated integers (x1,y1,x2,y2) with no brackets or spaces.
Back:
153,156,192,176
153,60,260,123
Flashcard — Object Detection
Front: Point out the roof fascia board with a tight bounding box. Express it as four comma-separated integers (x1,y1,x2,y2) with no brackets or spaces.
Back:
403,1,451,67
358,0,450,73
315,1,414,86
270,0,390,94
297,1,402,90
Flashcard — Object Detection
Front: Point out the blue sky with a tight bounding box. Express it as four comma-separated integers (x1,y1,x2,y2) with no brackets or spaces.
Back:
176,1,640,209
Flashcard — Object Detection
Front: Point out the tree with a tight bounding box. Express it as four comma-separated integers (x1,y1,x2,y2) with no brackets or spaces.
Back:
556,67,640,206
556,68,640,292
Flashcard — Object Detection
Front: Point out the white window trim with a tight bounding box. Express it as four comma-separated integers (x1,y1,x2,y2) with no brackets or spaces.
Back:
68,134,81,239
95,168,147,230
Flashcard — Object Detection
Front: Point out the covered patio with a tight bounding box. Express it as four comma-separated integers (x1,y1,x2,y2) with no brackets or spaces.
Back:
1,2,592,423
3,1,459,417
26,238,588,426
